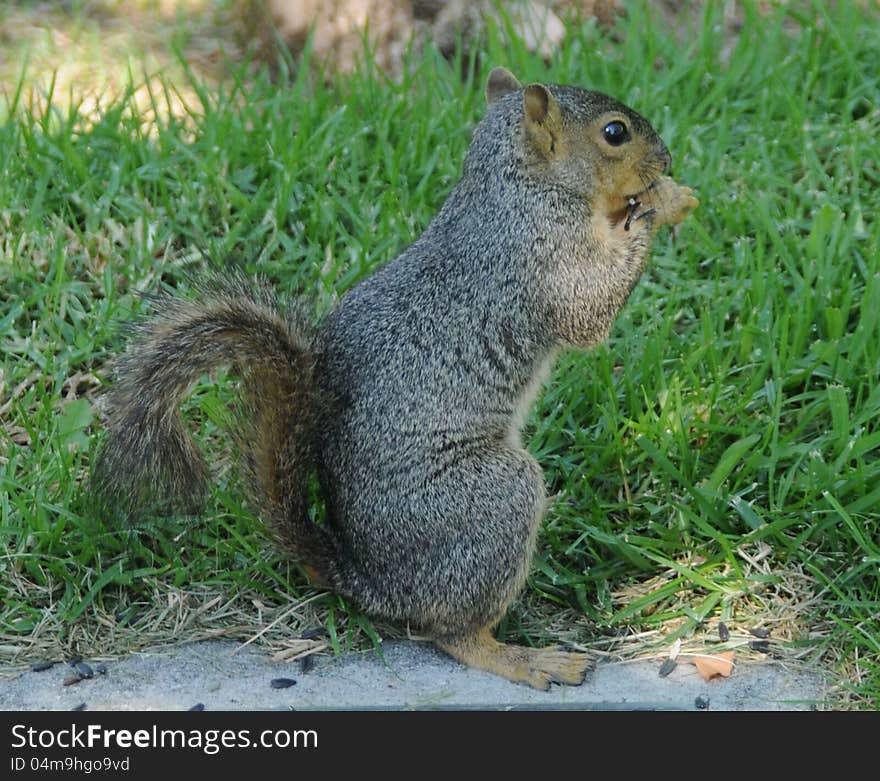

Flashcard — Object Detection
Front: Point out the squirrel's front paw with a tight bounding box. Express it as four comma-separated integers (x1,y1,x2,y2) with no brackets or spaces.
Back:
637,176,699,227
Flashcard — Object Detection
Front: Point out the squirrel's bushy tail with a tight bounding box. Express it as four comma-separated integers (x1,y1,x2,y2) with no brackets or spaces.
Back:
91,271,339,583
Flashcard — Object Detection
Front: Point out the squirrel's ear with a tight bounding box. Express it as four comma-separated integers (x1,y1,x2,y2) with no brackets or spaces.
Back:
486,67,522,104
523,83,561,158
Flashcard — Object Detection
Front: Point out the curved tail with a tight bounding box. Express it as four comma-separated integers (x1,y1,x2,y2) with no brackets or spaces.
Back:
91,271,339,584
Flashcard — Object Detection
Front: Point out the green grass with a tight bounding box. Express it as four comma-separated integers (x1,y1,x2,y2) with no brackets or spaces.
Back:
1,1,879,707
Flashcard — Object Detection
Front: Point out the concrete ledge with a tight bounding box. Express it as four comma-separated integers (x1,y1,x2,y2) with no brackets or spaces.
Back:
0,640,830,711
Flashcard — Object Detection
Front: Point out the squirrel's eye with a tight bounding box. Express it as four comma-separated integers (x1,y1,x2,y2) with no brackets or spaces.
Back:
603,121,629,146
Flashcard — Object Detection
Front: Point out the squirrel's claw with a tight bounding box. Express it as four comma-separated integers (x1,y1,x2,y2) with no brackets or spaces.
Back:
623,198,640,231
622,175,696,232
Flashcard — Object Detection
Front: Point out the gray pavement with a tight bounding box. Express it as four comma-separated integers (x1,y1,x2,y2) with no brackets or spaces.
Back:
0,640,831,711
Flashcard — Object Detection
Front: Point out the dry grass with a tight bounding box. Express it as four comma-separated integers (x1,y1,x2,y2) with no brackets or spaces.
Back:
0,579,338,677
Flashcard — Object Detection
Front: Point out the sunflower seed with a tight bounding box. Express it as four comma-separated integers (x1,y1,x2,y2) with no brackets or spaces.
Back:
74,662,94,679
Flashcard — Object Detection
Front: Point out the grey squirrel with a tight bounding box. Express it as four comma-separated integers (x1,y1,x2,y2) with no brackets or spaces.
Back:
92,67,698,689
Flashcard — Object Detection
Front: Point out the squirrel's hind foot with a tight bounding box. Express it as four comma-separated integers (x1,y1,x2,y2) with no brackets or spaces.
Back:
436,629,594,691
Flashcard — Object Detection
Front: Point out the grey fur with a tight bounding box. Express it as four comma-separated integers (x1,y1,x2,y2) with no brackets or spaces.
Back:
93,70,696,647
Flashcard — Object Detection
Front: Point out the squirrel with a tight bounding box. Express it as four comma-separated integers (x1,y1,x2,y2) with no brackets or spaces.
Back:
92,66,698,690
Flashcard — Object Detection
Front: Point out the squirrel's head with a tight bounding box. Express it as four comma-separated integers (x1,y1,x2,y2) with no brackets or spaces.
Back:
485,67,672,227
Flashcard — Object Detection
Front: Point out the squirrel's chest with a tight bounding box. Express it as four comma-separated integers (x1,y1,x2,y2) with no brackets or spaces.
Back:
506,351,558,447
